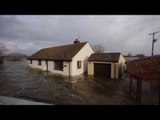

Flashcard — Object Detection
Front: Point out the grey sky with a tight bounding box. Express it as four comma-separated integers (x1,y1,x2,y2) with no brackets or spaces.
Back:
0,15,160,56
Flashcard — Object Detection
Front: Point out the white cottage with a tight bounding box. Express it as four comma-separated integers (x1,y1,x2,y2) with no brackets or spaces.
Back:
28,39,94,76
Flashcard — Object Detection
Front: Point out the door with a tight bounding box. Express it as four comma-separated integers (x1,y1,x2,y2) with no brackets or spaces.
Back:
94,63,111,78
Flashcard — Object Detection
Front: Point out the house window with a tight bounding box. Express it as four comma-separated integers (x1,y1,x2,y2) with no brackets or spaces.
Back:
77,61,81,69
54,60,63,71
38,60,41,65
30,60,32,64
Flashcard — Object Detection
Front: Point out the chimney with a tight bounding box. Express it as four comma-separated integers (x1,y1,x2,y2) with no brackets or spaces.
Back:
73,38,80,44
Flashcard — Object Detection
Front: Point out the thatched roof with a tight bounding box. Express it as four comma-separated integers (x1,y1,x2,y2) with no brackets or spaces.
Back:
88,53,121,62
28,42,87,60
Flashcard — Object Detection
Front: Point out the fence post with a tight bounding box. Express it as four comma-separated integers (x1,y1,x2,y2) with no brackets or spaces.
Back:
159,80,160,105
136,78,142,103
130,74,132,96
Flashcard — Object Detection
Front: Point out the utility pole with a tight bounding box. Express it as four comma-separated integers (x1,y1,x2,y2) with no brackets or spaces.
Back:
149,31,159,56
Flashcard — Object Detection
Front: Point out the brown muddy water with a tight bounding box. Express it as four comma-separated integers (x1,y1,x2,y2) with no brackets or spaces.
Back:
0,60,159,105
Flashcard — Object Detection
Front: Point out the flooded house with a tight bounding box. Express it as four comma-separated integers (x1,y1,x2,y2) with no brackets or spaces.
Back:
87,53,125,79
27,39,94,76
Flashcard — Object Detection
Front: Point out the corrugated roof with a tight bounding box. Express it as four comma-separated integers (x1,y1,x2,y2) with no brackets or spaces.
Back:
88,53,121,62
28,42,87,60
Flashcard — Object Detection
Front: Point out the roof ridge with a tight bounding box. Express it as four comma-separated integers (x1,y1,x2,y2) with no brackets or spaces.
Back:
28,41,88,60
93,52,121,54
41,41,88,50
88,52,121,62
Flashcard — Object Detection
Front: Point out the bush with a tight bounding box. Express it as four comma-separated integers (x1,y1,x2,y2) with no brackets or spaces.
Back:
6,53,27,61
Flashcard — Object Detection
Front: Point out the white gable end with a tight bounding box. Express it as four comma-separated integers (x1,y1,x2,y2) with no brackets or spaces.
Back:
70,42,94,76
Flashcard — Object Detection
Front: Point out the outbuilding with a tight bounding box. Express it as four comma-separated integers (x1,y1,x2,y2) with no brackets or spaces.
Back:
87,53,125,79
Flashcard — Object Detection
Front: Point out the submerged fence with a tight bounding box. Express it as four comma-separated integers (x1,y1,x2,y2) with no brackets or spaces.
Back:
125,71,160,104
125,55,160,104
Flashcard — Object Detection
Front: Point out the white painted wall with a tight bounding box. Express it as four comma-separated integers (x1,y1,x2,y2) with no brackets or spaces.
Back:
29,60,70,76
28,60,47,70
48,61,70,76
88,61,94,75
118,54,126,78
71,43,94,76
118,54,126,64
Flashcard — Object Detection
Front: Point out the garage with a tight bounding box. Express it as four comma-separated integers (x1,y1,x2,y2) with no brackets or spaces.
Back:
94,63,111,78
88,53,125,79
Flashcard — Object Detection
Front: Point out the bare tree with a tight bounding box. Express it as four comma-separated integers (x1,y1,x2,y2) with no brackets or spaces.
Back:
93,44,105,53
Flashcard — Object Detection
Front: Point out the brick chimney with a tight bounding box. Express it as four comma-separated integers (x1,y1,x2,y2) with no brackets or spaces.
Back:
73,38,80,44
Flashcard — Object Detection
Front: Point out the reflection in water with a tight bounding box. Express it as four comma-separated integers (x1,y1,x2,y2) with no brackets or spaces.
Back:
0,60,158,104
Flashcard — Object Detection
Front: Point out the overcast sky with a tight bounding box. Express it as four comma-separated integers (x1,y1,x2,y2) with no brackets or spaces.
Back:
0,15,160,56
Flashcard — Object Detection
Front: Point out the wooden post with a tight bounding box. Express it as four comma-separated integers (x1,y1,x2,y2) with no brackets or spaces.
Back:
130,74,132,96
150,80,153,91
159,80,160,105
136,78,142,103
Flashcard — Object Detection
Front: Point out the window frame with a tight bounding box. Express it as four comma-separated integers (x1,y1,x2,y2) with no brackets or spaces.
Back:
38,60,41,66
77,61,81,69
54,60,63,71
30,60,32,64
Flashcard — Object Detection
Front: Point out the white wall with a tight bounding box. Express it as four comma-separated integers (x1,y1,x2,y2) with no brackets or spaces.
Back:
29,60,70,76
118,54,126,78
118,54,126,64
28,60,47,70
88,61,94,75
71,43,94,76
47,61,70,76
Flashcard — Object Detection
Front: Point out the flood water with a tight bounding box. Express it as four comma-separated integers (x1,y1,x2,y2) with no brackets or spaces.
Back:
0,60,159,105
